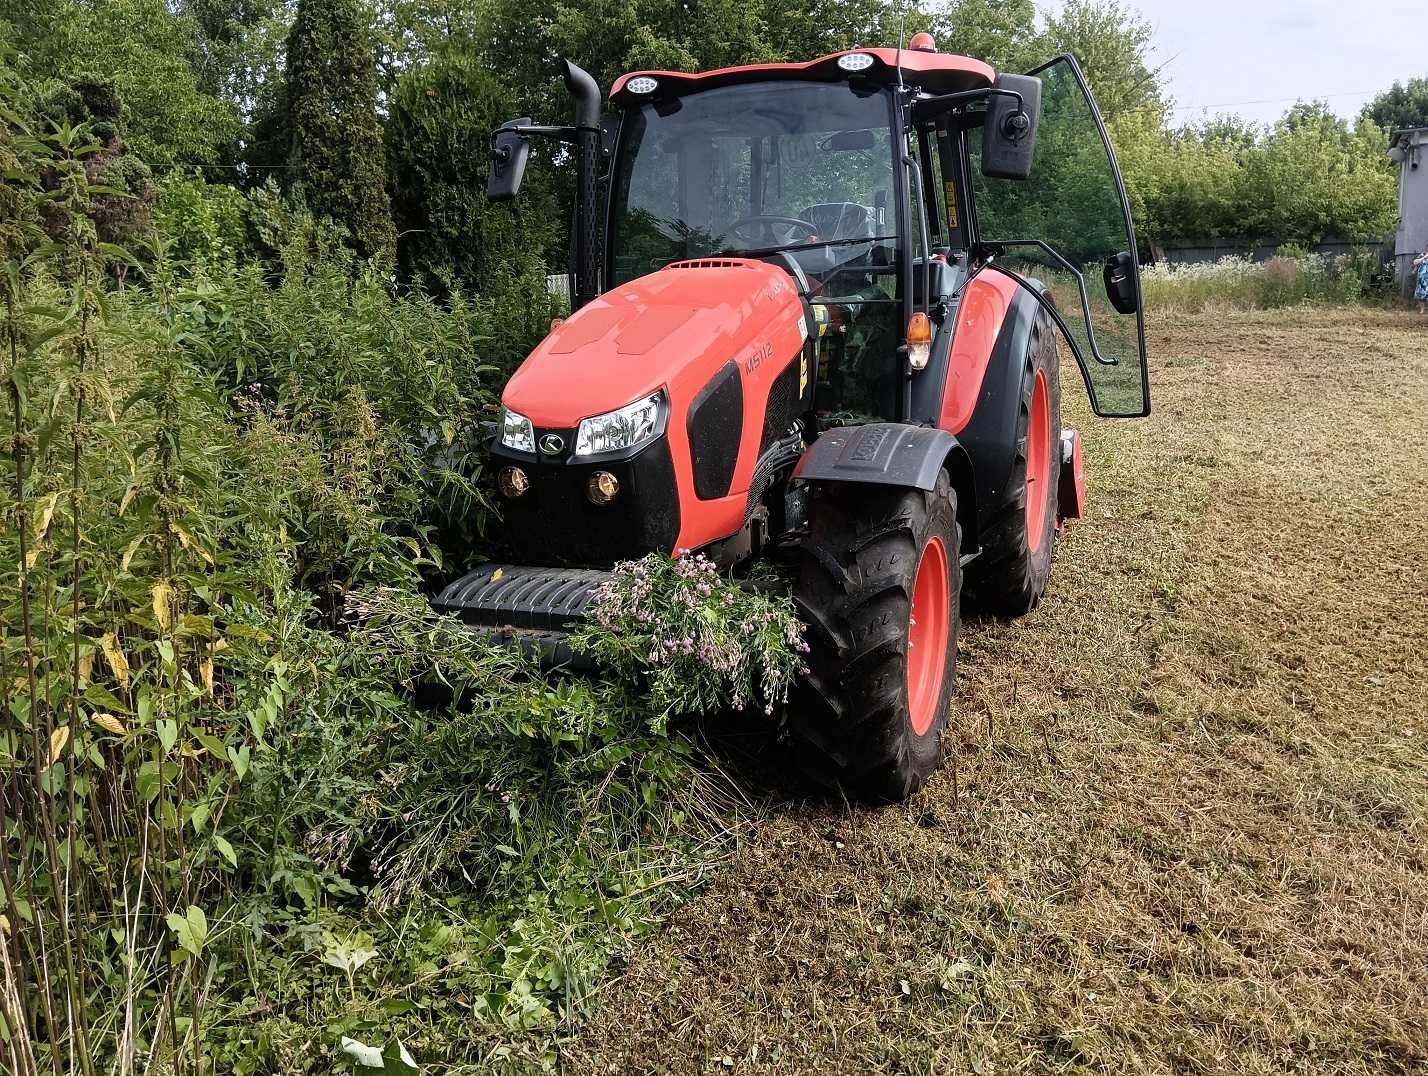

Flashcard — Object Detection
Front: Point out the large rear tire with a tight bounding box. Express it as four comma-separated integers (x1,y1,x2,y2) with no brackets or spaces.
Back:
965,310,1062,615
787,471,961,803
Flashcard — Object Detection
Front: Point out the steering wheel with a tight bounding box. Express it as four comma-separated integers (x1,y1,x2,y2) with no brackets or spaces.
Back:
724,214,818,248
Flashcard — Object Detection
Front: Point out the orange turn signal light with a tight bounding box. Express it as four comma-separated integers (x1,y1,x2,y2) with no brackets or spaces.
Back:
906,312,933,371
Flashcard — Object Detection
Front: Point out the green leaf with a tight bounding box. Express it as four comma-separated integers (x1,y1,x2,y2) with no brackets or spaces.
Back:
213,834,237,868
165,905,206,957
189,801,211,833
82,684,128,713
156,719,178,756
185,905,208,949
97,242,140,267
227,743,250,780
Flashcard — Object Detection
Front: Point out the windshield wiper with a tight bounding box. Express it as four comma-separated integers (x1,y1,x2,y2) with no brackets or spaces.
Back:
713,234,898,258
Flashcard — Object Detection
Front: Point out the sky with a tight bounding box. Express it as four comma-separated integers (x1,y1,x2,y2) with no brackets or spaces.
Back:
1083,0,1422,127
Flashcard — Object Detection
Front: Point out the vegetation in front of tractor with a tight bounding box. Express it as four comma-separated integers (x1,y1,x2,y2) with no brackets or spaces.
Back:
789,471,961,802
965,309,1064,615
570,552,807,723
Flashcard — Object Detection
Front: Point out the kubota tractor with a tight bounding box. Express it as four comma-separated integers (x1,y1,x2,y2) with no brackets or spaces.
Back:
434,36,1151,802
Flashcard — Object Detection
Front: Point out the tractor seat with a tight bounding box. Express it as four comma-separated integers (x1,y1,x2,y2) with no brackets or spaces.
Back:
802,202,871,243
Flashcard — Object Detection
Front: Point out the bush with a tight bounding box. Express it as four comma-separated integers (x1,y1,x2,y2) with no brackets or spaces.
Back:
0,107,805,1073
1139,251,1378,313
153,170,251,273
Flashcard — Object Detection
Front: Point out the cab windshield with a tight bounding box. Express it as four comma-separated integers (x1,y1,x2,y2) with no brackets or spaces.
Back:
608,82,900,287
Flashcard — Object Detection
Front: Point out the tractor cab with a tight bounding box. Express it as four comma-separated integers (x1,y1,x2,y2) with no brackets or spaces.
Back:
489,40,1149,427
450,40,1151,802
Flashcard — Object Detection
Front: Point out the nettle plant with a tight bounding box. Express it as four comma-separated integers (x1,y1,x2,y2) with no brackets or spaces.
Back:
0,115,290,1076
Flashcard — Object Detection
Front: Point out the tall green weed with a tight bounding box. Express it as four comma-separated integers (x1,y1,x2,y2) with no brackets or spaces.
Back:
0,103,798,1076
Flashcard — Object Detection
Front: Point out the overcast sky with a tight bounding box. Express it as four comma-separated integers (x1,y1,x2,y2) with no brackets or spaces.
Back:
1073,0,1423,127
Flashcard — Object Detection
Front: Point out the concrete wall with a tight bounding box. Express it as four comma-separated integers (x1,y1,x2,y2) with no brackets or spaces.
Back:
1392,128,1428,297
1157,239,1390,266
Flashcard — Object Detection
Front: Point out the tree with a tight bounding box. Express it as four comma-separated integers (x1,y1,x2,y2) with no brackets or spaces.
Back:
1040,0,1167,121
932,0,1039,71
1363,77,1428,134
385,51,557,364
3,0,238,164
286,0,395,263
32,75,159,256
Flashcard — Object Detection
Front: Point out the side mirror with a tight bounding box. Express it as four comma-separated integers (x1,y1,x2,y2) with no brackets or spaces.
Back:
1103,250,1138,314
981,74,1041,180
487,118,532,201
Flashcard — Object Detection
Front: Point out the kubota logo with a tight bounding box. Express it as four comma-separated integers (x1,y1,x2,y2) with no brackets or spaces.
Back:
538,433,565,455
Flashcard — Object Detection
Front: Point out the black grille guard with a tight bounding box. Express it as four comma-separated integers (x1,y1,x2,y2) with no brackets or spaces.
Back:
434,563,611,630
433,564,612,666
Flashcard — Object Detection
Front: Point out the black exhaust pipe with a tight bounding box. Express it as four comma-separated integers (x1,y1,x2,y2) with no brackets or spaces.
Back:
562,60,601,311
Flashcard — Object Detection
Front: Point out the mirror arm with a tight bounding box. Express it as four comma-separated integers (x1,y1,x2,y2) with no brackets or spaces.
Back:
491,124,580,147
915,86,1023,114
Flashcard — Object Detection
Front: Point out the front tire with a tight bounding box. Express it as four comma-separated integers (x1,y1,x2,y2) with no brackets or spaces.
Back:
787,471,961,803
965,310,1062,615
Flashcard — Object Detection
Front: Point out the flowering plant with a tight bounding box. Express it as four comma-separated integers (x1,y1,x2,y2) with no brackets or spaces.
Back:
571,553,807,725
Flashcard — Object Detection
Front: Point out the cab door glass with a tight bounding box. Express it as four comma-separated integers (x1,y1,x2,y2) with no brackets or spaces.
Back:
970,55,1149,417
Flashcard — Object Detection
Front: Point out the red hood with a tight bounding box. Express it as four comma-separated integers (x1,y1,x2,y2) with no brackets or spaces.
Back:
503,259,806,427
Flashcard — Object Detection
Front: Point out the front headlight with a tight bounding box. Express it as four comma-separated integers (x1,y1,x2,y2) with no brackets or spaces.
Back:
500,408,536,453
575,391,665,457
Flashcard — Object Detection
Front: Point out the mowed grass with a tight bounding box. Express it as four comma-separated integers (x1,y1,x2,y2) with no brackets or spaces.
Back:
560,308,1428,1075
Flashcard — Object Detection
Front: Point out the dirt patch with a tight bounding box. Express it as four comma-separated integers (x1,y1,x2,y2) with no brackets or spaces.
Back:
561,309,1428,1076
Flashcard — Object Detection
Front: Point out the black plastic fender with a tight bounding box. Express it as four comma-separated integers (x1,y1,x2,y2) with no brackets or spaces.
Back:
794,423,978,552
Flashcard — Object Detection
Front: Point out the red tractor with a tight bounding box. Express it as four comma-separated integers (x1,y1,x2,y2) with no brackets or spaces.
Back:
435,36,1150,802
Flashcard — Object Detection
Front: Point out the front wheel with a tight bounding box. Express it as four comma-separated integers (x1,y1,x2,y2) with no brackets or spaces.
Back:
786,471,961,802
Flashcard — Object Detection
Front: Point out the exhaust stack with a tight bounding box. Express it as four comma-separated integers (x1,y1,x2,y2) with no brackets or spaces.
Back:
562,60,602,311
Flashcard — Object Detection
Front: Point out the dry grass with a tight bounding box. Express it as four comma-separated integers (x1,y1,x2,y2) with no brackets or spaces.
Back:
559,308,1428,1075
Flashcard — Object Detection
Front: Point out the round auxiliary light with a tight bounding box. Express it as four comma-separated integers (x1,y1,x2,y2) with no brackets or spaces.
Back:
627,76,659,95
498,466,530,499
836,53,876,73
587,471,620,505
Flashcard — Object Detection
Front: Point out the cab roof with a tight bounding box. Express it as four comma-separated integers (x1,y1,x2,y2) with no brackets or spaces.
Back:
610,48,996,103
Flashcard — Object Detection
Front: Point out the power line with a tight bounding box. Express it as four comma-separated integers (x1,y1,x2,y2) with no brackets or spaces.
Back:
1166,89,1380,113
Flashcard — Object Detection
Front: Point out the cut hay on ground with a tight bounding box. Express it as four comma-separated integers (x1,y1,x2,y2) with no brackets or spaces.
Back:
563,308,1428,1075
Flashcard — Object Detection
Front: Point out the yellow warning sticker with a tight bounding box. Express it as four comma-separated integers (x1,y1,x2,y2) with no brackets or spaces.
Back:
944,180,959,230
799,353,809,395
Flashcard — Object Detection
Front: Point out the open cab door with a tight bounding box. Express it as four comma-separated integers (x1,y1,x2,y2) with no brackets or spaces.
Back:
972,54,1150,417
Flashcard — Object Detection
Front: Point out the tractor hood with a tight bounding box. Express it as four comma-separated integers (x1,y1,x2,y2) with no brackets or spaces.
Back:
502,258,807,428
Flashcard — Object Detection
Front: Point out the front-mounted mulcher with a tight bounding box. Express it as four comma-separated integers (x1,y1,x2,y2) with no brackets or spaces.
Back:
434,34,1150,802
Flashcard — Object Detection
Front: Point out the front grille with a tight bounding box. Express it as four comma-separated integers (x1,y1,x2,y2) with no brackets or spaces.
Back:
664,258,754,270
487,436,681,567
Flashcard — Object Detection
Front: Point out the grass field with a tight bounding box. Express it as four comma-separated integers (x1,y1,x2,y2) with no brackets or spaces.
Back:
557,308,1428,1075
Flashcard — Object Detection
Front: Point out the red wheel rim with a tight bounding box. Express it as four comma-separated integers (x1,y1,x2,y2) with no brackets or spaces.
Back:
906,536,950,737
1025,369,1051,554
